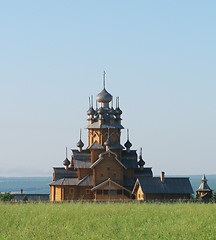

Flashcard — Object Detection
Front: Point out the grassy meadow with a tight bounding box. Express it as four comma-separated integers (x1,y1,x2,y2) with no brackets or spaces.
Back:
0,202,215,240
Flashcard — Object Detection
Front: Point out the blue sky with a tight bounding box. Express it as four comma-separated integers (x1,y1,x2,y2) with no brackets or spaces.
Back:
0,1,215,176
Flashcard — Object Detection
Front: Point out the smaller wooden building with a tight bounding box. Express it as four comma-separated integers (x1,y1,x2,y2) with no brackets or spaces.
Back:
196,175,212,199
132,172,193,201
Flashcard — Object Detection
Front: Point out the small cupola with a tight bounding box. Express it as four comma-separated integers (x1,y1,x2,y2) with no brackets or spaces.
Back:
77,129,84,152
98,107,105,115
96,71,112,108
124,129,132,152
109,99,115,123
138,147,145,169
115,97,122,115
63,147,70,170
87,96,95,119
104,128,112,151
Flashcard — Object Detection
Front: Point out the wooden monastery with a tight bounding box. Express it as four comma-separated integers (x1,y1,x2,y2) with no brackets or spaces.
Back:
49,73,193,201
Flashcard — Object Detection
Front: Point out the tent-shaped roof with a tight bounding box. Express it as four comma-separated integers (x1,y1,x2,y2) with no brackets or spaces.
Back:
196,175,212,192
87,141,104,150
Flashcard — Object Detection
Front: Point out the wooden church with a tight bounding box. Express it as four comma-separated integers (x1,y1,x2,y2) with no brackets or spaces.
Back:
49,73,193,201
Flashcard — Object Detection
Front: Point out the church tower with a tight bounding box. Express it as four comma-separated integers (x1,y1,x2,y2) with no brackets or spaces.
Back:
50,72,192,202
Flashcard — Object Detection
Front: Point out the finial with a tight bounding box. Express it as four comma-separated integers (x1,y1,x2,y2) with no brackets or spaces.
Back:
127,129,129,141
140,147,142,156
103,70,106,89
111,98,113,108
91,95,93,107
116,96,119,108
66,147,67,158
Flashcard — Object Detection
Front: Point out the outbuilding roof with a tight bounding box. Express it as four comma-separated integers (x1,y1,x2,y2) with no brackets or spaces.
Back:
132,177,193,194
135,167,153,177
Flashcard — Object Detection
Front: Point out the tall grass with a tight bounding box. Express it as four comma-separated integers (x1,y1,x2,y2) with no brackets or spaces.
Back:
0,202,215,240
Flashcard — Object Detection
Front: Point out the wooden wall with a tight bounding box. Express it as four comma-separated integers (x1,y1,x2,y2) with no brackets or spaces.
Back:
51,186,94,201
124,168,135,180
88,129,121,146
78,168,91,180
91,149,103,164
144,193,191,200
50,186,54,201
94,154,123,186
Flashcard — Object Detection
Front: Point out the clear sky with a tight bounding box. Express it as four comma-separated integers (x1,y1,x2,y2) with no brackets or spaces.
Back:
0,1,215,177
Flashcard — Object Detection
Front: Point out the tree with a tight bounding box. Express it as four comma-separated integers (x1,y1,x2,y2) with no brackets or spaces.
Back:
0,192,14,201
23,195,28,202
212,191,216,202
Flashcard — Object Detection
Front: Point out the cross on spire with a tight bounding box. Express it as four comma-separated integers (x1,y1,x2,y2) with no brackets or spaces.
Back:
103,70,106,89
80,129,82,140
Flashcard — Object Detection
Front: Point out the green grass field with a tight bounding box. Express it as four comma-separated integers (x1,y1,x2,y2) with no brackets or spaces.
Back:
0,202,215,240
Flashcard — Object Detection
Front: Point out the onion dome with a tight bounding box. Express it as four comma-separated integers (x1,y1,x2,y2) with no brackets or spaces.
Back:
109,107,115,115
96,88,112,103
77,139,84,148
138,155,145,167
63,157,70,167
109,113,115,121
87,106,95,116
115,107,122,115
138,148,145,168
124,140,132,149
98,107,105,115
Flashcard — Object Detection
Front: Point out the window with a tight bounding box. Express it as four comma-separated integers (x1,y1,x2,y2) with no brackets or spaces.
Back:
107,167,110,171
86,189,91,194
96,190,102,194
113,173,116,178
117,190,122,195
70,188,74,193
101,174,103,177
104,190,109,195
110,190,117,195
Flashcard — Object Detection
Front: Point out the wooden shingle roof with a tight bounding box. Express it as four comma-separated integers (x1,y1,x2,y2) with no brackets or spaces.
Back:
133,177,193,194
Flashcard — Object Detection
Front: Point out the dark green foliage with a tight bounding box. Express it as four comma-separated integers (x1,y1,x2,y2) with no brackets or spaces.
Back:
0,192,14,202
22,195,28,202
212,191,216,201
